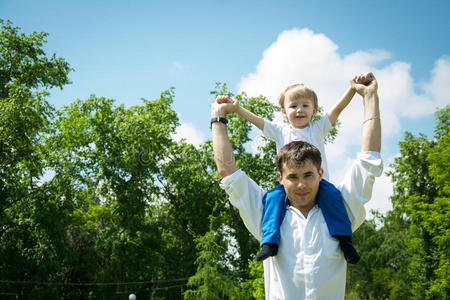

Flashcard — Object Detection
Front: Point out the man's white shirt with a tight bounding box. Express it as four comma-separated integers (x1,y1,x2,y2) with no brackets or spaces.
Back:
220,152,383,299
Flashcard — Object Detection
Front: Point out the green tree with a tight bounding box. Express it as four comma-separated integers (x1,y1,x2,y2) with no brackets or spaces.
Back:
387,108,449,299
346,211,412,300
185,230,237,300
349,105,450,300
0,18,71,196
153,140,223,298
237,260,265,300
0,18,71,207
41,93,178,298
425,107,450,298
344,107,449,300
0,19,71,298
1,19,365,299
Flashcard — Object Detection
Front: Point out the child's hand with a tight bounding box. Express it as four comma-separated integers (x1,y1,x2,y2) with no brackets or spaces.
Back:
351,73,374,86
216,95,240,111
350,72,377,96
216,95,238,105
212,95,240,117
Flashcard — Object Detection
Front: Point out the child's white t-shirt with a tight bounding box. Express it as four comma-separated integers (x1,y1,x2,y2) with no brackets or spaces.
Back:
263,114,333,180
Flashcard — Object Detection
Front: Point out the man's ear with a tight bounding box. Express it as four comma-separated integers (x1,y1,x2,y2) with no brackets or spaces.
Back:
319,168,323,180
278,172,283,183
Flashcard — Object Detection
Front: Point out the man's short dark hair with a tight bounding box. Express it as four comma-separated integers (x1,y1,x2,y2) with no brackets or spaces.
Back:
276,141,322,174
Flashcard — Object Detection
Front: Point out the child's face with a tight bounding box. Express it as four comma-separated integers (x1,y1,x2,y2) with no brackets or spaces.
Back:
282,95,317,129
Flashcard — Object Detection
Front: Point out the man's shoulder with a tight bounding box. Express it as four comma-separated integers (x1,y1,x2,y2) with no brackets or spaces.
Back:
221,169,265,194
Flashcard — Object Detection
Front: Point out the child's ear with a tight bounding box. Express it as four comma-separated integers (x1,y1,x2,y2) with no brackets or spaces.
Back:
281,108,286,115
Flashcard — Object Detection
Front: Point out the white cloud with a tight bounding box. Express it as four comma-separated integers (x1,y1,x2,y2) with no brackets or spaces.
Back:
423,56,450,109
239,27,448,168
238,28,449,218
172,122,205,147
366,171,393,218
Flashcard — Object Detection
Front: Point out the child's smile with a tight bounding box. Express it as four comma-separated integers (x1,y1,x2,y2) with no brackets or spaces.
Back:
282,96,317,129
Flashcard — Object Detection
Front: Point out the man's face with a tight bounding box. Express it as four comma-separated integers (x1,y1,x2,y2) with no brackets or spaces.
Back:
282,95,317,129
278,159,323,215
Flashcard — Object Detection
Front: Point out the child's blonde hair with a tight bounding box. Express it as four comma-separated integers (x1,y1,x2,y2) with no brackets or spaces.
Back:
279,84,318,110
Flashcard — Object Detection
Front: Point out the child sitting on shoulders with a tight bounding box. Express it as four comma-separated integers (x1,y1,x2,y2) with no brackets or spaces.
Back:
216,74,372,263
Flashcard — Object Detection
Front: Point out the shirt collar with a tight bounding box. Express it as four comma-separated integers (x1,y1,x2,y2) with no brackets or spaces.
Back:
287,203,319,219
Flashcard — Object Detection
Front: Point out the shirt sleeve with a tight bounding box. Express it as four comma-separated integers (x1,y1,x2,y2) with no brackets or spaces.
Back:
337,152,383,232
312,113,333,136
220,169,265,240
263,119,284,149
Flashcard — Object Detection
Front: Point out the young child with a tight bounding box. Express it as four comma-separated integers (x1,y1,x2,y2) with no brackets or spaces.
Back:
216,75,371,264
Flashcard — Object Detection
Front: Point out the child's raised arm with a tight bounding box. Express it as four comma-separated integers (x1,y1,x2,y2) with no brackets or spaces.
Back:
328,75,372,126
328,84,356,127
216,95,265,131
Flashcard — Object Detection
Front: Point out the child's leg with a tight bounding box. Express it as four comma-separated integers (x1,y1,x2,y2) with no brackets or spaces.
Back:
256,184,287,261
317,179,360,263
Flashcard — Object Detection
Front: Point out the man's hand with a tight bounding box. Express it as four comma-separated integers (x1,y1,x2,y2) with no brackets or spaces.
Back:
351,72,378,96
211,95,240,118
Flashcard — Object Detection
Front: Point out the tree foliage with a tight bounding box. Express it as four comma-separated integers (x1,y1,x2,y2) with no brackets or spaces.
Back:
347,105,449,300
1,20,448,299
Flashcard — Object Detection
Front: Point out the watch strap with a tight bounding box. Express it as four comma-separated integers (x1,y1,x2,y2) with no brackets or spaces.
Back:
210,117,228,126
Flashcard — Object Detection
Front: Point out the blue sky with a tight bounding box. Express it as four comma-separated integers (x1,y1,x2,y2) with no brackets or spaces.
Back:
2,0,449,216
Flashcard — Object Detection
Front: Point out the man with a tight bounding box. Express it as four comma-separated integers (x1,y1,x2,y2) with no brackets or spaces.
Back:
211,72,382,299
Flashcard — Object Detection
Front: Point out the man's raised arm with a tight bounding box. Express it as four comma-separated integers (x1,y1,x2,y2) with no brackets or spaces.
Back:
211,100,238,178
340,72,382,231
352,72,381,152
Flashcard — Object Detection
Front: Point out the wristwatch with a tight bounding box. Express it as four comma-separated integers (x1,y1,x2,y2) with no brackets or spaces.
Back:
210,117,228,126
